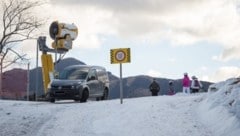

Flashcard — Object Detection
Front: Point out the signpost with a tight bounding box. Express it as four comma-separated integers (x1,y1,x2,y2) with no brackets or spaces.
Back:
110,48,131,104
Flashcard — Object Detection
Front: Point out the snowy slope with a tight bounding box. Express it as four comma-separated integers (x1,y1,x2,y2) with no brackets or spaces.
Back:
0,78,239,136
197,78,240,136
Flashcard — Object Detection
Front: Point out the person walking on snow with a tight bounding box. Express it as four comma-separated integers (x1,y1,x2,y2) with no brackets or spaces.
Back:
149,78,160,96
168,80,175,95
191,76,202,93
182,73,190,94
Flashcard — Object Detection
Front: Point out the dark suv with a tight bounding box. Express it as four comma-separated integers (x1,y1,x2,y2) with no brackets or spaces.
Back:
49,65,109,103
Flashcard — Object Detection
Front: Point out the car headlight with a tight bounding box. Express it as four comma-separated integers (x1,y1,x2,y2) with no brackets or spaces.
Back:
71,85,75,89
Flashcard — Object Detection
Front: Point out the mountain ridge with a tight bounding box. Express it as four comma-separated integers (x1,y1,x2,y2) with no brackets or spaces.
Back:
1,57,213,100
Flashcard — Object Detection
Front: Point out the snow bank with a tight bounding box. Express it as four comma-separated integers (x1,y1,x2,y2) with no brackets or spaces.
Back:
197,78,240,136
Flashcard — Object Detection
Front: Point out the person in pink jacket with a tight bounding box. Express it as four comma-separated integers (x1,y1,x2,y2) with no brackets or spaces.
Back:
182,73,190,94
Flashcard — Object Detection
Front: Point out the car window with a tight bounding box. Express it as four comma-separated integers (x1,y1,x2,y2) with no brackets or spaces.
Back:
88,69,97,80
68,70,88,80
59,67,89,80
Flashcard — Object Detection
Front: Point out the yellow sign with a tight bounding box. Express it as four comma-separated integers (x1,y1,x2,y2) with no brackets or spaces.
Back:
110,48,131,64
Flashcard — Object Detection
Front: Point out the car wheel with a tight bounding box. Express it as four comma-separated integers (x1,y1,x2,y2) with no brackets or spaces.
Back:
50,97,55,103
80,90,89,103
74,99,79,102
101,89,108,100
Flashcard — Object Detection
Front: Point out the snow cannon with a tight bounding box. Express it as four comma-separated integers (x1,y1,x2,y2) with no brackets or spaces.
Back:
49,21,78,51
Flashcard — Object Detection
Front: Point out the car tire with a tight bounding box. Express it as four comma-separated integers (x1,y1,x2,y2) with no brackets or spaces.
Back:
50,98,55,103
101,89,108,100
74,99,80,102
80,90,89,103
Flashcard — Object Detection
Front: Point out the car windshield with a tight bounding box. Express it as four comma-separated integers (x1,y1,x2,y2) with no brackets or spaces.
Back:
59,67,89,80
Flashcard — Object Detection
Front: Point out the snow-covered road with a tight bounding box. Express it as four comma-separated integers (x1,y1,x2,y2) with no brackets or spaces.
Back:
0,94,213,136
1,76,240,136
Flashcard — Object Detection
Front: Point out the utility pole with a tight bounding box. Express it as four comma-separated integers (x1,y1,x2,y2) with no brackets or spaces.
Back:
35,41,39,101
27,62,30,101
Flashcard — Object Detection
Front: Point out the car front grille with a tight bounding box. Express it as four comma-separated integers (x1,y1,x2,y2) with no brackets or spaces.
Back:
51,85,73,90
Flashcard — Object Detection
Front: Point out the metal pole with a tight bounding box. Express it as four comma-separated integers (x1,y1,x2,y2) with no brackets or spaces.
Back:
55,49,57,70
120,63,123,104
35,41,39,101
54,39,58,72
27,62,30,101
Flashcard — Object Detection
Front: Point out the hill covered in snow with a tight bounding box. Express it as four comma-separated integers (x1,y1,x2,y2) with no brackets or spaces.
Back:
0,78,239,136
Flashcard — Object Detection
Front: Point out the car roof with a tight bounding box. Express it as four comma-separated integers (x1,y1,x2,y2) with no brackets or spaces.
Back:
64,65,105,70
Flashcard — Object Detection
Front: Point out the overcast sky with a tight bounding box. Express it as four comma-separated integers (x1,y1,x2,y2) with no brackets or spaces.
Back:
6,0,240,82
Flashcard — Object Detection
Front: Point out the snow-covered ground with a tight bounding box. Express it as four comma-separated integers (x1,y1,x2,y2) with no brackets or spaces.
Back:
0,78,239,136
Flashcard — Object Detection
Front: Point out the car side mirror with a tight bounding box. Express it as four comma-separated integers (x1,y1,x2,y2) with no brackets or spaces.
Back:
54,72,59,79
88,76,96,81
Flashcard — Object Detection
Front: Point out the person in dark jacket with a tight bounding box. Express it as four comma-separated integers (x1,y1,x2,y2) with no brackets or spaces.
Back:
149,79,160,96
168,80,175,95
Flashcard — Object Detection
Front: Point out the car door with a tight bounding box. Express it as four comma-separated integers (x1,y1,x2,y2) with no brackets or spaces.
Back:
96,69,105,94
87,69,98,96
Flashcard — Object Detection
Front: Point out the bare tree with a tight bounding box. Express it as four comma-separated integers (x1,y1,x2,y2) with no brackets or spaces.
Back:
0,0,44,93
